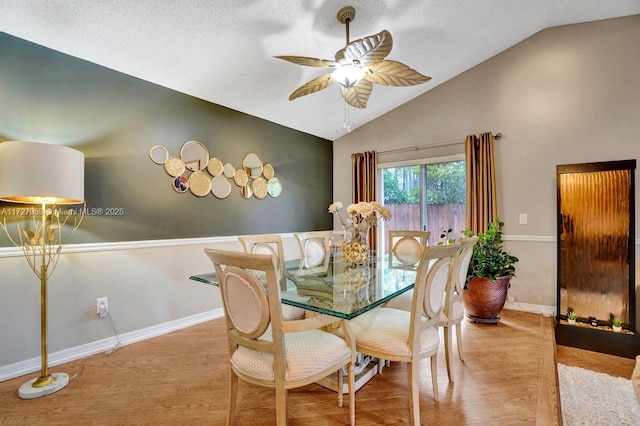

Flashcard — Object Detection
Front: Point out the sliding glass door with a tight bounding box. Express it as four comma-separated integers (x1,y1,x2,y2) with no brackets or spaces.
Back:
380,156,466,250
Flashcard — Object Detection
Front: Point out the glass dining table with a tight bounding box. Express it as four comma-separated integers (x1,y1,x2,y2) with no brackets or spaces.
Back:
189,251,419,320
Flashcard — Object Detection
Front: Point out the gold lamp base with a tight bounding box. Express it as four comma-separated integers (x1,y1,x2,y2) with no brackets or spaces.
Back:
18,372,69,399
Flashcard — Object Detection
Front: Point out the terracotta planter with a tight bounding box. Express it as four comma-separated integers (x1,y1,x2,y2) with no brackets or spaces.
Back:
462,275,512,324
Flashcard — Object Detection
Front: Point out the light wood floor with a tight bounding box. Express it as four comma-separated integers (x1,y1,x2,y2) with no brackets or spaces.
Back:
0,309,635,425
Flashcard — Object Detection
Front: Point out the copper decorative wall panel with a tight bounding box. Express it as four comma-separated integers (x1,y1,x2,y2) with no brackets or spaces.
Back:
558,169,631,323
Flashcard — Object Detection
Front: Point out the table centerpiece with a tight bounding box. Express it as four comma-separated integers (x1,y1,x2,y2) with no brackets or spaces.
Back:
328,200,391,266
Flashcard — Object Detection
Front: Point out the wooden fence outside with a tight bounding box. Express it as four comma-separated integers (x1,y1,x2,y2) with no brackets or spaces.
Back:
383,203,466,246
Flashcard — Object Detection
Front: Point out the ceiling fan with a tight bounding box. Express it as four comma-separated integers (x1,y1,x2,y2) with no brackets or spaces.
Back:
275,6,431,109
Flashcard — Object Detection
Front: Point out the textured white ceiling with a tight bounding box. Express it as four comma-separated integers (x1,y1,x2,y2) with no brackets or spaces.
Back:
1,0,639,141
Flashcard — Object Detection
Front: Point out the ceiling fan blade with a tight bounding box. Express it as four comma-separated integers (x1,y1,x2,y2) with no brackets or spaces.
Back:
365,60,431,86
338,30,393,65
340,79,373,108
288,73,335,101
275,56,338,68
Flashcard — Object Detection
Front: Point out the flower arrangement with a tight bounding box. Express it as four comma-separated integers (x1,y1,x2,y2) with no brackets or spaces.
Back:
329,201,391,265
328,201,391,237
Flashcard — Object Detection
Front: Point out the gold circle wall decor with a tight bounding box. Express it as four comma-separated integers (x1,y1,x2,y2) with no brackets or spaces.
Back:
211,175,232,199
263,163,275,179
233,169,249,187
188,171,212,197
180,140,209,172
267,177,283,197
242,153,263,178
149,145,169,164
223,163,236,178
252,177,268,199
172,175,189,193
240,184,253,199
164,156,186,177
207,157,224,176
150,143,282,200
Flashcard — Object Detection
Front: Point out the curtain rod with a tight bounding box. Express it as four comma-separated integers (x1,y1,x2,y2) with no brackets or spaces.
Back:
378,132,502,156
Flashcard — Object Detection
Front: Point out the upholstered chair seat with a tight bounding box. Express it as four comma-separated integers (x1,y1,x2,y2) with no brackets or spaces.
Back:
347,309,440,358
232,327,353,383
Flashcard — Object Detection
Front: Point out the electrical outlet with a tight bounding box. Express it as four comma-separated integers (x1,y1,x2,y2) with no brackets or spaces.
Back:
97,297,108,318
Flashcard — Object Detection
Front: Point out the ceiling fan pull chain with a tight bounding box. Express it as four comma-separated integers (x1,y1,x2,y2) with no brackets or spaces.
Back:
343,103,352,133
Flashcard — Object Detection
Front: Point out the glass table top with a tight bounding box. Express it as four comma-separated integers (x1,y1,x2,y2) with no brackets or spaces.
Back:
190,252,418,320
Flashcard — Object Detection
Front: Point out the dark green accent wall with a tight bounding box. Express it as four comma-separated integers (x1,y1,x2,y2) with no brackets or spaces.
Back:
0,32,333,244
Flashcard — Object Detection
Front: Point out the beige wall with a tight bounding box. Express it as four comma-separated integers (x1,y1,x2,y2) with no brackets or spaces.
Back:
334,16,640,310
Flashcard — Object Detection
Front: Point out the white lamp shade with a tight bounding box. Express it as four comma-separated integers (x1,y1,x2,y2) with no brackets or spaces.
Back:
0,141,84,204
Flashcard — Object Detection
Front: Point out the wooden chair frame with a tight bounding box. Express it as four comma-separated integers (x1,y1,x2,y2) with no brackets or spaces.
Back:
348,243,459,425
204,249,356,425
440,236,478,381
239,234,286,290
388,230,431,268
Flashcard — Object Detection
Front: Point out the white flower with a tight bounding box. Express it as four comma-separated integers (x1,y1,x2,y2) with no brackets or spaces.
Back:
356,202,374,217
328,201,343,214
329,201,392,231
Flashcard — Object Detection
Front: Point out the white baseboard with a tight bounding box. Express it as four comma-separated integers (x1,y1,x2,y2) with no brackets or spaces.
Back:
504,301,556,317
0,308,224,383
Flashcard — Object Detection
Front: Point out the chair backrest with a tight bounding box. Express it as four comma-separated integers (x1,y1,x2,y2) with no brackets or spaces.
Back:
388,230,431,267
439,237,478,320
203,249,285,360
294,231,330,261
409,244,461,336
454,236,479,294
239,234,285,281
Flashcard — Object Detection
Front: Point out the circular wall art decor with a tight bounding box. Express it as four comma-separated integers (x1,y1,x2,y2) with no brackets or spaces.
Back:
211,175,232,199
164,156,186,177
188,171,212,197
263,163,275,180
207,157,224,176
150,143,282,200
173,175,189,193
233,168,249,187
252,177,268,199
149,145,169,164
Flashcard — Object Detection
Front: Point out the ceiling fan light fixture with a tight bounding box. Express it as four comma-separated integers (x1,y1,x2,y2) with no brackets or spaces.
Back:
331,64,366,88
275,5,431,109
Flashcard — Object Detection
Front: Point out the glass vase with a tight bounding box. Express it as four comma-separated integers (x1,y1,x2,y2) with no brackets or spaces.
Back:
341,225,370,266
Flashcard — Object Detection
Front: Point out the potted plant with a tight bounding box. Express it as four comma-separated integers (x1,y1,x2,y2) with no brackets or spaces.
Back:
567,307,577,325
437,228,456,245
462,218,519,323
610,313,623,332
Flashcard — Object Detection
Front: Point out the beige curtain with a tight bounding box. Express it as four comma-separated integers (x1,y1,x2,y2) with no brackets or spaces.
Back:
352,150,378,250
465,132,498,234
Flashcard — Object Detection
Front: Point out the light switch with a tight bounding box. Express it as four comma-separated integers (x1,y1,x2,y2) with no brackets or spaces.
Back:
519,213,528,225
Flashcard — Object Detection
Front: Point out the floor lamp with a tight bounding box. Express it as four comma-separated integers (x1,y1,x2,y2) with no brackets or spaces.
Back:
0,141,85,399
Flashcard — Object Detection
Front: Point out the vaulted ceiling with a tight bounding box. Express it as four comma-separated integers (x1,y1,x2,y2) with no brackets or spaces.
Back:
1,1,639,141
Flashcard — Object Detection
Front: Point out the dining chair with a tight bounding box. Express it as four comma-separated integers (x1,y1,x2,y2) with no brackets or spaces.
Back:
388,230,430,267
439,236,478,382
342,243,460,426
204,249,356,426
294,231,330,259
239,234,305,321
238,234,286,289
